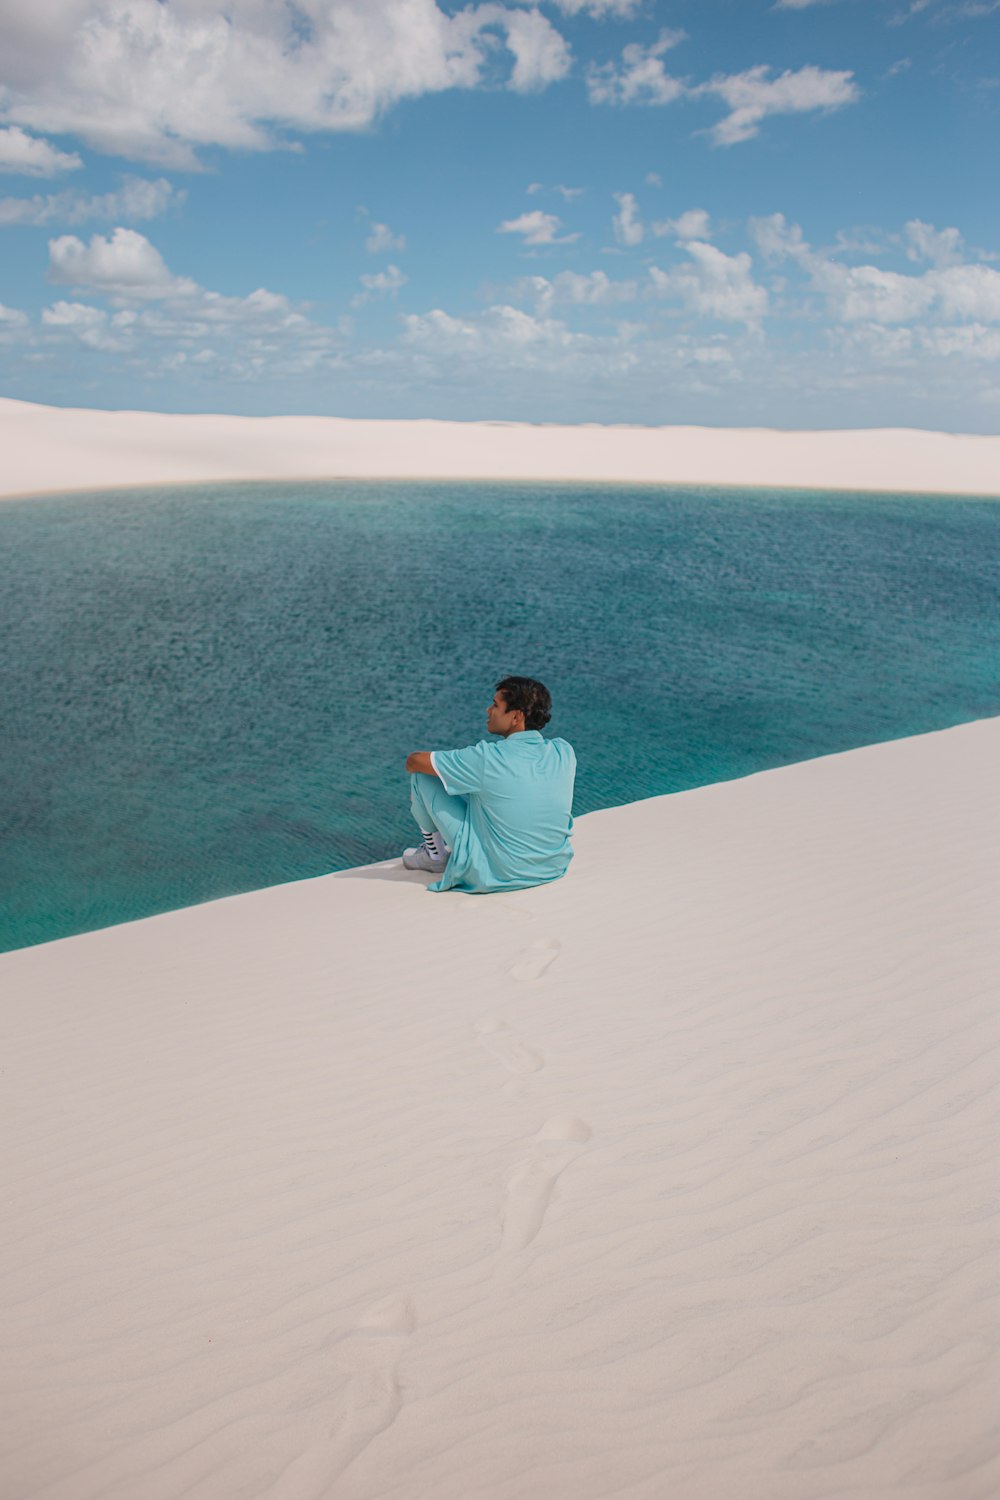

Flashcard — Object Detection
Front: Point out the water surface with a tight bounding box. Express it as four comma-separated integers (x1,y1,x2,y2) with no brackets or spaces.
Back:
2,480,997,951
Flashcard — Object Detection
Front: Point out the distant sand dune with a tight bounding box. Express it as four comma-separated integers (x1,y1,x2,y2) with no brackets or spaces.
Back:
2,396,1000,498
2,717,998,1498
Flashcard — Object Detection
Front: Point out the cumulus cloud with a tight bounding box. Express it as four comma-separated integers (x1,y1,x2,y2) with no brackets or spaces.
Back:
0,302,29,326
37,249,346,386
527,181,584,200
0,124,82,176
520,268,638,313
548,0,644,15
352,263,408,307
933,264,1000,321
36,222,350,384
498,209,579,245
904,218,965,267
749,211,812,263
649,242,769,326
42,298,130,350
587,29,687,106
652,207,712,241
365,220,406,255
394,299,658,394
49,227,194,298
0,175,182,227
403,302,582,358
499,5,572,91
816,262,938,323
696,65,860,145
612,191,643,246
0,0,573,166
587,43,858,146
751,211,1000,326
921,323,1000,360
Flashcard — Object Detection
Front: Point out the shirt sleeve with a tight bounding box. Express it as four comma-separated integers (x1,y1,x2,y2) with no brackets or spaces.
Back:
431,741,491,796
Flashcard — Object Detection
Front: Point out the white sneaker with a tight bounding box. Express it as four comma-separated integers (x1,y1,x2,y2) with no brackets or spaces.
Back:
402,845,448,872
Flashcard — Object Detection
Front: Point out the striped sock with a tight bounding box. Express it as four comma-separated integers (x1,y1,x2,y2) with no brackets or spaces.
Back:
420,829,447,861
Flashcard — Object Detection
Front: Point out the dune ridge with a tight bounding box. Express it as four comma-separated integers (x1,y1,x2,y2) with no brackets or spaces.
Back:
2,717,999,1498
2,396,1000,499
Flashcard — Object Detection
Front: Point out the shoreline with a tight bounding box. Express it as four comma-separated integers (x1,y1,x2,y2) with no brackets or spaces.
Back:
3,710,995,959
3,396,1000,499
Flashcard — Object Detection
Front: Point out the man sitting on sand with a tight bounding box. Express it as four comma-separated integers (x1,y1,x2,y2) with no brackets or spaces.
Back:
403,676,576,894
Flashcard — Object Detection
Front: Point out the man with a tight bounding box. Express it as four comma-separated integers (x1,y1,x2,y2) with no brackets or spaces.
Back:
403,676,576,894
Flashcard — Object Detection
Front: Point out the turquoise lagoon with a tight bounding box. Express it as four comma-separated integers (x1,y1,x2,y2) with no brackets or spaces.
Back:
1,480,998,952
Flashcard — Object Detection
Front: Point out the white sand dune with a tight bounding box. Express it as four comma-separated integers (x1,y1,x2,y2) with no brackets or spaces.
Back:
3,717,999,1499
2,396,1000,499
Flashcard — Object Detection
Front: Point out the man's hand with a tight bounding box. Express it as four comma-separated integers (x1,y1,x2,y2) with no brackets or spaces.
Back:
406,751,438,776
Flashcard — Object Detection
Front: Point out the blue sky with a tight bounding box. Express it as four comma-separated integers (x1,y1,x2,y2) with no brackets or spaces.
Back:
1,0,998,429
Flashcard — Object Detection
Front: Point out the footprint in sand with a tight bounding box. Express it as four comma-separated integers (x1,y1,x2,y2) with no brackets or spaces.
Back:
269,1296,415,1495
509,936,561,983
500,1117,592,1253
330,1297,414,1473
475,1017,544,1075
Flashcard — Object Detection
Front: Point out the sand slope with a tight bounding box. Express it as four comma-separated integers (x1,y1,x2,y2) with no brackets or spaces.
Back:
2,717,999,1499
2,397,1000,498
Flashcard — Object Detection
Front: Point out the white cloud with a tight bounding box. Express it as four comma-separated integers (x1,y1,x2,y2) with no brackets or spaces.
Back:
352,263,408,307
752,211,1000,326
749,211,812,263
921,324,1000,360
904,218,965,268
587,46,858,146
0,0,573,167
0,302,29,326
48,227,194,298
612,191,643,246
498,5,572,91
752,213,937,322
38,243,347,380
403,303,582,358
498,209,579,245
815,261,937,323
587,30,687,106
37,224,348,383
41,298,129,350
525,181,584,200
365,220,406,255
547,0,644,15
653,207,712,241
521,269,638,313
0,175,182,227
649,242,769,326
934,264,1000,321
697,65,860,145
833,226,896,258
0,124,82,176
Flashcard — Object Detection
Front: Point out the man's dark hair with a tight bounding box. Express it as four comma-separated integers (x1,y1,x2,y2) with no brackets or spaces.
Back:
496,676,552,731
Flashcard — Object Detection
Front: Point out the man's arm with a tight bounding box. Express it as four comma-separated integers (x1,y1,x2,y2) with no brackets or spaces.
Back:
405,751,439,777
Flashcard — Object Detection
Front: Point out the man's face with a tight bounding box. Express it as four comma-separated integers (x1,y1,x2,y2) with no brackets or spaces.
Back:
487,690,522,737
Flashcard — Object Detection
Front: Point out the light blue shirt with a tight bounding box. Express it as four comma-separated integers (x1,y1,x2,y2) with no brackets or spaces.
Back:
428,731,576,894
